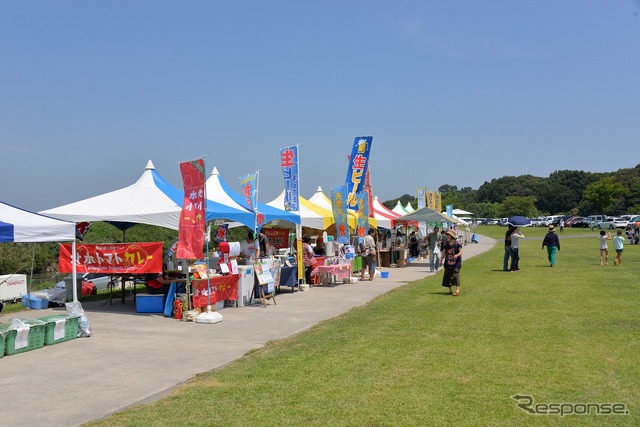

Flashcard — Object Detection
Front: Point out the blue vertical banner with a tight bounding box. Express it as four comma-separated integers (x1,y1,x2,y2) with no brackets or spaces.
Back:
239,172,258,213
417,187,426,210
356,191,369,237
280,146,299,212
446,204,453,218
331,185,350,244
344,136,373,210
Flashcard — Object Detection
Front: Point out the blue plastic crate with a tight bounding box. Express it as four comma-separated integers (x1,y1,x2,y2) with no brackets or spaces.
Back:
136,294,165,313
29,296,49,310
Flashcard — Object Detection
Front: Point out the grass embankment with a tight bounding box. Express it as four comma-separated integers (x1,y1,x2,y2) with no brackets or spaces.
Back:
81,227,639,425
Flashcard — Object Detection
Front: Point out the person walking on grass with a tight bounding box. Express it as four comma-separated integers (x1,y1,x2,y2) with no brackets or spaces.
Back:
599,230,612,266
503,224,514,272
440,230,462,296
542,225,560,267
510,226,524,272
613,229,625,266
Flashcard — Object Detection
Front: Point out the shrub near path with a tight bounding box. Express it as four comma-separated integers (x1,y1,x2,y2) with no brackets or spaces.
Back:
86,232,639,426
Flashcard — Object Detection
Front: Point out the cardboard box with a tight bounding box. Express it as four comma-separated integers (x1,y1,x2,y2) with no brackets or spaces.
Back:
136,294,165,313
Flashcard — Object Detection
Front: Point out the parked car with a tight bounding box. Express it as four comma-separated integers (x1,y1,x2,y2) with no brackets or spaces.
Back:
628,215,640,228
598,217,628,229
61,273,115,292
565,216,584,227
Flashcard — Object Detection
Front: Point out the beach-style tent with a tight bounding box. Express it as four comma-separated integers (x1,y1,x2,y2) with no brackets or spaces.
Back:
206,167,299,229
1,200,80,300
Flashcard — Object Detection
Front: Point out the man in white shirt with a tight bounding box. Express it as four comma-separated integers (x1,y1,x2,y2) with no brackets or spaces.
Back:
239,231,260,264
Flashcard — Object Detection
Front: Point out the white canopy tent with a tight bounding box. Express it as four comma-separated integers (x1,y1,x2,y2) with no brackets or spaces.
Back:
0,200,79,301
40,160,183,230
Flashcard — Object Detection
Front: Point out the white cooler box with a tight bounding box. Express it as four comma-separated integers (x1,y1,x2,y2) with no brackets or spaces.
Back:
0,274,27,303
236,266,255,307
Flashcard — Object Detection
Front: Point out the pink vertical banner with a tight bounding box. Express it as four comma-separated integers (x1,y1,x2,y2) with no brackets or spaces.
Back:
177,158,206,260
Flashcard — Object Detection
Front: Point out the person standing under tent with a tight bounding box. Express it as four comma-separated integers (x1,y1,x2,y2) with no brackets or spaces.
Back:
598,230,612,266
301,235,315,285
440,229,463,296
257,228,270,258
409,231,419,259
510,226,524,272
361,228,377,281
427,226,442,272
239,231,260,264
542,225,561,267
613,229,625,266
503,224,514,272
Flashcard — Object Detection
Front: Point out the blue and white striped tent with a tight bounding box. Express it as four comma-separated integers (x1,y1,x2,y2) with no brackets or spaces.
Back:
0,201,76,243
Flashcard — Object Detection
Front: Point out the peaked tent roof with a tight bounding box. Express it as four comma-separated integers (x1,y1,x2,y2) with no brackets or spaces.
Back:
40,160,184,230
1,201,76,242
308,186,376,229
392,201,409,216
372,196,400,229
404,202,415,213
267,191,333,230
206,167,299,228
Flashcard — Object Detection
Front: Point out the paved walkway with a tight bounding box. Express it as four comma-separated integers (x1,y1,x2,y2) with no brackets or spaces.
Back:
0,236,496,427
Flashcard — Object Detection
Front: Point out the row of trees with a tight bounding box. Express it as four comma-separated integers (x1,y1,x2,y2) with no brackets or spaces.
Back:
383,165,640,219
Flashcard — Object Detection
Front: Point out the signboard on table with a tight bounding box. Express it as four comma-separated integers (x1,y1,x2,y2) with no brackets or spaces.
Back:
58,242,163,274
264,228,289,249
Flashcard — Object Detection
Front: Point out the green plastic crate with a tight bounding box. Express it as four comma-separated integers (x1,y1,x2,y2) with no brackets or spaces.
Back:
38,314,79,345
0,319,46,355
0,327,5,358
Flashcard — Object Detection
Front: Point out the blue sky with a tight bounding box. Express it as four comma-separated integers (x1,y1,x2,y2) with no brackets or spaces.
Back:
2,1,639,212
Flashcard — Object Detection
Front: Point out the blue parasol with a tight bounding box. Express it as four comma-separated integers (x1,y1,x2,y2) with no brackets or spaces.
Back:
506,216,532,227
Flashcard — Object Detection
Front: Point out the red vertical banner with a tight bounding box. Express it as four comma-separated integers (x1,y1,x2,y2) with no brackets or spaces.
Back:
177,158,206,260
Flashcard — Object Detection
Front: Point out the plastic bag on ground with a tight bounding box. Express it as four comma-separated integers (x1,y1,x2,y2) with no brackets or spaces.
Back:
65,300,91,338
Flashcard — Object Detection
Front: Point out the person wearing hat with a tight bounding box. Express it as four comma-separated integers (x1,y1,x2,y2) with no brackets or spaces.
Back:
542,225,561,267
440,229,463,296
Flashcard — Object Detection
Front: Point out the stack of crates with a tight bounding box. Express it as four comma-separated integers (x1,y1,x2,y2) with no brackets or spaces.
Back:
0,318,46,356
38,314,79,345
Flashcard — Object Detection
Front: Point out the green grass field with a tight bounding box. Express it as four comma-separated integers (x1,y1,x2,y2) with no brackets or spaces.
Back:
81,227,640,425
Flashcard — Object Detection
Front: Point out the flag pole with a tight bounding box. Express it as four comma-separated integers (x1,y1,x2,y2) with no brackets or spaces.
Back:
195,155,223,324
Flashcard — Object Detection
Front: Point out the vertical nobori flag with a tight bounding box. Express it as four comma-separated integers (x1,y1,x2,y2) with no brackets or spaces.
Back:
331,185,350,244
417,187,426,210
240,172,257,213
280,146,299,212
344,136,373,211
446,204,454,218
435,193,442,213
356,191,369,237
177,158,206,260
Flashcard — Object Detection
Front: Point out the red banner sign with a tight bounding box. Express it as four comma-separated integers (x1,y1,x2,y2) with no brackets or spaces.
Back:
191,275,240,308
264,228,289,249
58,242,163,274
177,158,206,260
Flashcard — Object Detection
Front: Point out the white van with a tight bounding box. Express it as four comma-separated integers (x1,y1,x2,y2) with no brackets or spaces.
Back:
585,215,605,227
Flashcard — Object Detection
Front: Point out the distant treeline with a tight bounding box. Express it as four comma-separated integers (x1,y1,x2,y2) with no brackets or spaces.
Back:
383,164,640,219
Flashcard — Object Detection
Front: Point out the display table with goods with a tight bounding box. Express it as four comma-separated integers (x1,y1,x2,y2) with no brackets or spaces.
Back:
311,257,353,285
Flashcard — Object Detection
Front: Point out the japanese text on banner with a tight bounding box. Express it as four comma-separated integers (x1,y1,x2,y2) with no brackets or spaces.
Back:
344,136,373,210
280,146,299,212
177,158,206,260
